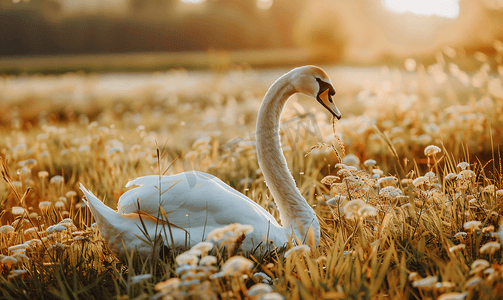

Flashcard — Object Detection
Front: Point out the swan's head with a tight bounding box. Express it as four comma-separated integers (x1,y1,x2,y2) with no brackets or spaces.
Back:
290,65,341,120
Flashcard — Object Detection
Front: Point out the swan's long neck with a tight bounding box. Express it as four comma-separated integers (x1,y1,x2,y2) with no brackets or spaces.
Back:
256,72,319,243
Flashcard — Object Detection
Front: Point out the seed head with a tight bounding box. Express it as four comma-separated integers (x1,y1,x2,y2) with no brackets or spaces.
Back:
479,241,500,255
424,145,441,156
463,221,482,232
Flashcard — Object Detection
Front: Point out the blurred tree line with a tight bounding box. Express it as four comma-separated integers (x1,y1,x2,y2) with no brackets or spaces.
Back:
0,0,319,56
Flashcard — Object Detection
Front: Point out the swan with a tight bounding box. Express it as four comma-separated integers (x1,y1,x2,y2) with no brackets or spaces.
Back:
80,65,341,257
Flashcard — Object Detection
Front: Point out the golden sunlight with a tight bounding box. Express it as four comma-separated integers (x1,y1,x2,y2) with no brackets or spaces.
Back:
384,0,459,18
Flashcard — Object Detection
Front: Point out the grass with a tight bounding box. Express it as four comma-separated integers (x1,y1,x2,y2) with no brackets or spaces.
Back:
0,47,503,299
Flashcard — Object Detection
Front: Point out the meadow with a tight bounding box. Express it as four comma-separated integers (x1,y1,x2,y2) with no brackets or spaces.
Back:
0,48,503,299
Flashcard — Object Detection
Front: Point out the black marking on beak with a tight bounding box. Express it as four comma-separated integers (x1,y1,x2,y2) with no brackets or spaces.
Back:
316,78,336,97
316,78,340,119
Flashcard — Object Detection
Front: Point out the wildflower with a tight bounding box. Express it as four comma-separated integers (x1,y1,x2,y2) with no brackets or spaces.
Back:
8,244,27,254
260,293,285,300
411,275,438,289
24,227,37,236
463,221,481,232
363,159,376,167
456,162,470,170
482,185,496,193
326,195,346,207
470,259,490,275
39,201,51,213
359,205,377,218
108,147,124,157
46,225,68,234
12,253,29,263
337,168,352,177
11,206,25,215
66,191,77,199
454,232,467,239
191,241,214,255
155,277,181,293
379,186,403,197
58,218,76,229
207,223,253,244
482,225,494,233
372,169,384,176
342,154,359,167
344,199,365,213
8,269,28,280
284,245,310,258
50,175,64,185
464,276,482,288
129,274,152,285
199,255,217,266
175,265,195,276
221,256,254,275
321,175,340,185
413,176,428,187
24,239,42,248
437,292,468,300
378,176,398,187
424,145,441,156
1,256,18,267
457,170,476,181
0,225,15,233
254,272,272,283
175,253,199,266
445,173,457,181
38,171,49,179
248,283,273,297
47,243,69,251
449,244,465,253
479,242,500,255
424,171,436,181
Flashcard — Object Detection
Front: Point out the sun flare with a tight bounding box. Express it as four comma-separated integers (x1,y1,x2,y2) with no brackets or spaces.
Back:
384,0,460,18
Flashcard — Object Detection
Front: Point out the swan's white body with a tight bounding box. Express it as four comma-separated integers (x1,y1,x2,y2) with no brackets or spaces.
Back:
80,66,341,257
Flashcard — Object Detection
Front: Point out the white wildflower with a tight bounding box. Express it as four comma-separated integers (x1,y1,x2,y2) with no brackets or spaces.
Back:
424,145,441,156
479,242,500,255
221,256,254,275
129,274,152,285
0,225,15,233
284,245,311,258
175,253,199,266
248,283,273,297
463,221,481,232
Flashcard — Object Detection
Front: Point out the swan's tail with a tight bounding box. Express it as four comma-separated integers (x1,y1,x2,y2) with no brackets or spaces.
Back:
79,183,124,239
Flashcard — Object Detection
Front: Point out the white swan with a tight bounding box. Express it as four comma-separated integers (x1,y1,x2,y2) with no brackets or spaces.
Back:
80,66,341,257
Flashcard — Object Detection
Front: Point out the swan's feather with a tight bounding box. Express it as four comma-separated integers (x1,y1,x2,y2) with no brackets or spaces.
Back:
118,171,281,230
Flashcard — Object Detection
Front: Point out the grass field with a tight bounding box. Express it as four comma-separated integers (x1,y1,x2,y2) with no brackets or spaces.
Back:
0,50,503,299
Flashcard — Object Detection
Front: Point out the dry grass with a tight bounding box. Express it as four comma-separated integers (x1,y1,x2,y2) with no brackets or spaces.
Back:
0,47,503,299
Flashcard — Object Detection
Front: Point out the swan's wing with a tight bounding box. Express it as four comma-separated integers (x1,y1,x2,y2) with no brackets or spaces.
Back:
117,171,281,229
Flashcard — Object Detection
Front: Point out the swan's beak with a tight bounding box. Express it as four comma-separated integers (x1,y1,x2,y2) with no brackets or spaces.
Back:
317,88,341,120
